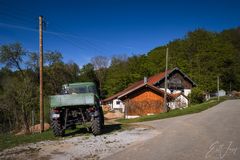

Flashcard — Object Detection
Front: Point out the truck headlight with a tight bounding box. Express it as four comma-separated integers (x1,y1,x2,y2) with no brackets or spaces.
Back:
52,113,60,118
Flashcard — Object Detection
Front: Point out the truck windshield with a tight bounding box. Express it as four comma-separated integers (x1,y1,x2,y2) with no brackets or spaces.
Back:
62,85,97,94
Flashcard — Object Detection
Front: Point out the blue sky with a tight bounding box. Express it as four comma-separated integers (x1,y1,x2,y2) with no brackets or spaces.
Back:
0,0,239,67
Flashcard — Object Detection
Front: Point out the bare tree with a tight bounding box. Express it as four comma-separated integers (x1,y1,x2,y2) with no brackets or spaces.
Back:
91,56,109,93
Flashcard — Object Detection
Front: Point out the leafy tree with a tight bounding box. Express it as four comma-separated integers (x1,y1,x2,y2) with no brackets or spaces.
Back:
26,52,39,71
45,51,63,65
1,26,240,133
0,43,26,76
79,63,97,82
0,43,72,133
15,77,37,133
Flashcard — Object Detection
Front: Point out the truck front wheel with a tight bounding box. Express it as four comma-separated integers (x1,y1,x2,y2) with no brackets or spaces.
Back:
51,120,65,137
91,115,103,136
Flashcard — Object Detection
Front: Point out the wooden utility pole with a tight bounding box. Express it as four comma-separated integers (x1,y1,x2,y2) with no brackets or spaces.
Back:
39,16,44,132
217,76,219,101
230,81,232,93
163,48,169,112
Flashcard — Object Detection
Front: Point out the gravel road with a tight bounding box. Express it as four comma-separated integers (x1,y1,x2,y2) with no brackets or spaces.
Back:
0,124,159,160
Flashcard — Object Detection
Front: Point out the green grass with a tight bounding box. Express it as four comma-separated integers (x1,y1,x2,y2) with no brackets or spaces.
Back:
117,96,230,123
0,130,58,152
0,123,127,151
0,125,95,152
0,97,230,151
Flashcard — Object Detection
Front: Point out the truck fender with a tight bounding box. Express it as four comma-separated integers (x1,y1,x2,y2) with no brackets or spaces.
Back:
94,110,100,117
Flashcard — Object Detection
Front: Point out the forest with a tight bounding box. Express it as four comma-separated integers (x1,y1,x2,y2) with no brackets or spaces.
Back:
0,27,240,133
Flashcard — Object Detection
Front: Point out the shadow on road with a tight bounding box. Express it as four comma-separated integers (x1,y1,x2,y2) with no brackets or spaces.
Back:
64,124,123,137
103,124,122,134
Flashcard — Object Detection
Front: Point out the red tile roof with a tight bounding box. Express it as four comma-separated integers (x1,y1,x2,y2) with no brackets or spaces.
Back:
103,69,171,103
103,67,195,103
147,69,171,84
170,93,182,99
170,92,188,99
118,82,164,99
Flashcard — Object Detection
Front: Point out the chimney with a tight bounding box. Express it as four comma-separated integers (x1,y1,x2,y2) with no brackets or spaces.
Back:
144,76,148,84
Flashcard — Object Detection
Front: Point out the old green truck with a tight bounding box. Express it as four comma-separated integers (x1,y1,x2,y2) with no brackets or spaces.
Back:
49,82,104,136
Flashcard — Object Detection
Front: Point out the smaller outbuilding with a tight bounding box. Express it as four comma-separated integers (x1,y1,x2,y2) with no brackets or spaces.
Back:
118,83,172,118
168,93,188,110
217,90,226,97
103,81,172,118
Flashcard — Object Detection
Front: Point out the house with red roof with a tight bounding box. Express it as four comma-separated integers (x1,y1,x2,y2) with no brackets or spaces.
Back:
102,67,196,118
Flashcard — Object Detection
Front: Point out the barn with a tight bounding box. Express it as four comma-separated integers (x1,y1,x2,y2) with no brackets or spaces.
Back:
118,83,172,118
102,67,196,118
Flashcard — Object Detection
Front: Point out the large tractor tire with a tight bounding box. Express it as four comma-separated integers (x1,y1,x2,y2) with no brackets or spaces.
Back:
91,114,103,136
51,120,65,137
99,107,105,128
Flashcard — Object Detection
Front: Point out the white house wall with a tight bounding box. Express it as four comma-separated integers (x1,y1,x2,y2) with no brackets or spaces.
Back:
160,88,191,97
168,95,188,110
184,89,191,96
218,90,226,97
112,99,125,112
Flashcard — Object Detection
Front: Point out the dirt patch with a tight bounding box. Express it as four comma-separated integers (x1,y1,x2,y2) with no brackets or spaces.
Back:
104,110,124,119
0,125,159,160
15,123,50,136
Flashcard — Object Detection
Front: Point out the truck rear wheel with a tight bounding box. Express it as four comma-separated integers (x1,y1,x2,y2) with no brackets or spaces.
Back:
51,120,65,137
91,115,103,136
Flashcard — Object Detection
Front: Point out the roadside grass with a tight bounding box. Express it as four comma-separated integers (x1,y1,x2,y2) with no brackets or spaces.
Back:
117,96,230,123
0,123,128,151
0,97,231,151
0,127,90,152
0,130,57,152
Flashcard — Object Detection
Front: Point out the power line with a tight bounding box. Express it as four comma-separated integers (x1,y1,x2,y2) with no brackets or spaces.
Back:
0,4,136,55
48,24,111,54
0,11,35,24
0,22,37,32
0,0,137,53
0,21,106,53
0,6,136,55
0,1,40,19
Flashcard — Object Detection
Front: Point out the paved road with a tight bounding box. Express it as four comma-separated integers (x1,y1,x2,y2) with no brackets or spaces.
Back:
105,100,240,160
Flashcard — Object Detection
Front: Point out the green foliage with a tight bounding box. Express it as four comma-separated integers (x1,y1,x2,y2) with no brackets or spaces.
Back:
0,130,58,151
78,63,97,83
0,43,26,72
44,97,51,124
188,88,205,104
1,26,240,134
0,44,81,133
45,51,63,65
102,27,240,97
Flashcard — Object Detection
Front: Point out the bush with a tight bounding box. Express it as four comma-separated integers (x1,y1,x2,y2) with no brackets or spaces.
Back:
188,88,205,104
44,97,51,124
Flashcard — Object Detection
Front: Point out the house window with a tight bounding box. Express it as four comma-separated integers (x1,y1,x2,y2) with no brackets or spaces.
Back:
116,101,121,105
168,78,183,89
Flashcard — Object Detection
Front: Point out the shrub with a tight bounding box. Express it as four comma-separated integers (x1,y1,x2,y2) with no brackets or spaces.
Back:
188,88,205,104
